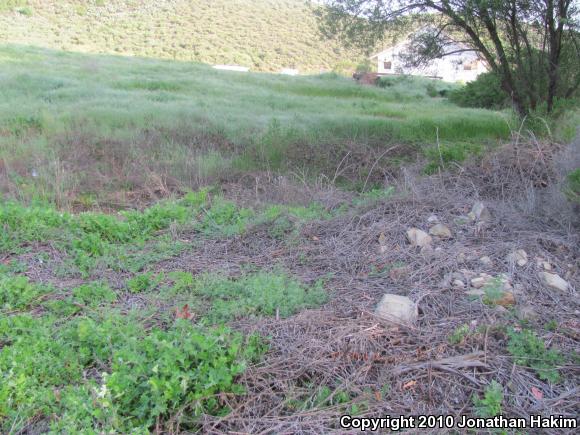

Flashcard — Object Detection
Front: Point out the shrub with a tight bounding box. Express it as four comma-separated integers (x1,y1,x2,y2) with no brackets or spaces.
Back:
449,72,508,109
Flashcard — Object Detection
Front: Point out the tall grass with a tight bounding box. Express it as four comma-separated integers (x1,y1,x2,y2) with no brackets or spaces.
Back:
0,45,511,206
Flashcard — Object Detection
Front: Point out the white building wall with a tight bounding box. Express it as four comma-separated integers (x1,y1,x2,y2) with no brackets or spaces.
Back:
374,43,487,83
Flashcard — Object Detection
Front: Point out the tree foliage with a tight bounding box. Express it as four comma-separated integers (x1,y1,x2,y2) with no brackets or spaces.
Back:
315,1,580,115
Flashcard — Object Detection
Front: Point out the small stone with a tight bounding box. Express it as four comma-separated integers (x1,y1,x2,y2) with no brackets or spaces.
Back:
429,224,452,238
465,289,485,297
479,256,492,266
375,294,418,325
507,249,528,267
538,272,569,292
452,279,465,290
420,244,434,256
427,214,439,223
406,228,432,248
495,291,516,307
457,252,467,263
470,201,492,222
471,274,492,288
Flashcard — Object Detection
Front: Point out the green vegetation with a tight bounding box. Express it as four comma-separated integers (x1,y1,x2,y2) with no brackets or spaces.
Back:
0,190,255,276
564,168,580,203
448,324,470,345
473,380,504,418
449,72,507,110
507,328,562,383
0,45,510,205
186,272,327,324
0,181,339,431
0,282,266,432
0,187,336,431
0,0,363,73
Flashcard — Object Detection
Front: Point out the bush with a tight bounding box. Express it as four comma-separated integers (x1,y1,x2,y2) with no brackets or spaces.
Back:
449,72,508,109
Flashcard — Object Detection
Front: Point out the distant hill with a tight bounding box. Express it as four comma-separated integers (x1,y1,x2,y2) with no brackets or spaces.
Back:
0,0,366,73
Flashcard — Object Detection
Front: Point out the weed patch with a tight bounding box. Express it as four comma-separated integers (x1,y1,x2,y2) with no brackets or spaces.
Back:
473,380,504,417
507,328,562,383
0,276,267,432
166,271,328,324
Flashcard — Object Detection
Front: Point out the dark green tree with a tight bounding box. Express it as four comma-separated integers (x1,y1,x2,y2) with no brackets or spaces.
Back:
315,1,580,116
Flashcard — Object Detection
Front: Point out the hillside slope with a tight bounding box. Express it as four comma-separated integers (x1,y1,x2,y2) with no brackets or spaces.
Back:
0,0,364,72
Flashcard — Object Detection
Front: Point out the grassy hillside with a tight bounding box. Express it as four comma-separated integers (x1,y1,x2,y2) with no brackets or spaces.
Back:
0,45,510,207
0,0,366,73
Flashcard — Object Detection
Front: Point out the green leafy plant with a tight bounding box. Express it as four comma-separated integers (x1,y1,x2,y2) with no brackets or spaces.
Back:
0,308,267,432
190,271,327,324
507,328,561,383
473,380,503,417
127,272,162,294
0,273,50,310
72,282,117,307
448,324,470,345
449,72,508,109
482,277,505,306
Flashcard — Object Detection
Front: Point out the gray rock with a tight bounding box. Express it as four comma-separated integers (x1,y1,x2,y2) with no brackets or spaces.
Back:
375,294,418,325
429,224,452,238
538,272,569,292
506,249,528,267
406,228,432,248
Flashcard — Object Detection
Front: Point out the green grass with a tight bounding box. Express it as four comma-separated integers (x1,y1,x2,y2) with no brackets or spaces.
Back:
0,45,511,205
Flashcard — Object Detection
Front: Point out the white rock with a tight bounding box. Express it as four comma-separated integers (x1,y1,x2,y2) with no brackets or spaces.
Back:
507,249,528,267
465,289,485,297
375,294,418,325
406,228,432,248
479,256,492,266
471,274,492,288
429,224,452,238
427,214,439,223
538,272,569,292
470,201,492,222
